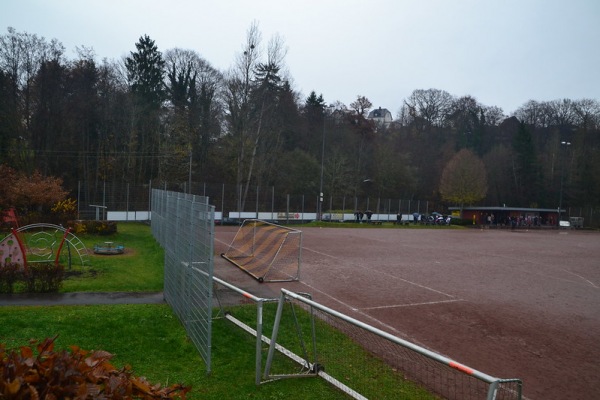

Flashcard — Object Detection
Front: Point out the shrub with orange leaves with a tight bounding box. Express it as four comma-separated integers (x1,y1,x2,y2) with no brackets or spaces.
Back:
0,337,191,399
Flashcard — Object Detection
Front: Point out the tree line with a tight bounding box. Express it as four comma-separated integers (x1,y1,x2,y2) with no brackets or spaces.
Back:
1,24,599,213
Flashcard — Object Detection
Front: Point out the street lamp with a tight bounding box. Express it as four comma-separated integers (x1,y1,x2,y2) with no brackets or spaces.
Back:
318,105,332,221
558,141,571,224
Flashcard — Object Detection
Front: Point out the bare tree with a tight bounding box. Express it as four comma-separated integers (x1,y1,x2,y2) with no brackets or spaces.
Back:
0,27,64,142
513,100,553,128
482,105,506,126
222,22,261,209
573,98,600,130
404,88,454,129
448,95,486,153
349,95,372,117
222,22,290,209
162,48,223,183
547,98,577,127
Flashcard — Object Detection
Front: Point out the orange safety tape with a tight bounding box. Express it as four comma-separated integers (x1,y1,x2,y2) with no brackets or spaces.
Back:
449,361,474,375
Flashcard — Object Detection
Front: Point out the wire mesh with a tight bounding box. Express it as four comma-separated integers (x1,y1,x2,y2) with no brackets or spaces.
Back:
75,180,600,228
151,189,214,372
269,291,522,400
222,219,301,282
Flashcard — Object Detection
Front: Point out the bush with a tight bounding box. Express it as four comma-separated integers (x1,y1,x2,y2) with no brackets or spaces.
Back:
0,262,64,294
0,262,21,293
24,262,65,293
69,220,118,235
0,337,191,399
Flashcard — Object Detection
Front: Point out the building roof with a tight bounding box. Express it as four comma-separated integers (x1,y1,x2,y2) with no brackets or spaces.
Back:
448,206,563,213
367,107,392,119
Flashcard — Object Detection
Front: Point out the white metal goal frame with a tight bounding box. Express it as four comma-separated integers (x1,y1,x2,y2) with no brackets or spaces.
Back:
221,219,302,282
264,288,523,400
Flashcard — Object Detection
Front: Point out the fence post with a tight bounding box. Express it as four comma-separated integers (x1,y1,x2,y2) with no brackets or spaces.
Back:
148,180,152,221
255,299,264,385
103,181,106,220
286,194,290,224
77,180,81,219
256,186,259,219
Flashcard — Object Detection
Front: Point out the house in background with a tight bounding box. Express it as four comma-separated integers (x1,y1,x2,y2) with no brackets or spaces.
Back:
367,107,393,128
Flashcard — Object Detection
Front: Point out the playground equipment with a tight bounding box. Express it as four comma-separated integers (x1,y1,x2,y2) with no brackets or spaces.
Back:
93,241,125,255
0,224,88,270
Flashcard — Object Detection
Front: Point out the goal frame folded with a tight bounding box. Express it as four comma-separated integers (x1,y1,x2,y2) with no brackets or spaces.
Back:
221,219,302,282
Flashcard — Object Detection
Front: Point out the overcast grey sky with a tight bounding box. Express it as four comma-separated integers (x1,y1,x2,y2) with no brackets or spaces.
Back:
3,0,599,115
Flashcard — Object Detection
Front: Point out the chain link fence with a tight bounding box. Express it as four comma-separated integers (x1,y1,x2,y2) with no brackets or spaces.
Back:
75,180,600,228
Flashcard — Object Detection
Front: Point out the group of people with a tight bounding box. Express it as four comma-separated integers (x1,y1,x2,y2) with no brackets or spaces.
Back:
482,213,553,228
352,210,453,225
404,212,451,225
354,210,373,223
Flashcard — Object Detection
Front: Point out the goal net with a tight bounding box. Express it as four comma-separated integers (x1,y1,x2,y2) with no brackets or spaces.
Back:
221,219,302,282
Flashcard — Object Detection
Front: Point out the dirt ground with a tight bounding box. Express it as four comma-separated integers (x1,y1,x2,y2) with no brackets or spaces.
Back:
214,225,600,400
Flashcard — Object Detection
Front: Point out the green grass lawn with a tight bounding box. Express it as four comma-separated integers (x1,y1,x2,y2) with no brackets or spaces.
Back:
0,304,350,399
62,222,164,292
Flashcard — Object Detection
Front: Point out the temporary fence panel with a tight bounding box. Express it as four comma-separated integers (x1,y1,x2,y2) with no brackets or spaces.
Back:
151,189,214,372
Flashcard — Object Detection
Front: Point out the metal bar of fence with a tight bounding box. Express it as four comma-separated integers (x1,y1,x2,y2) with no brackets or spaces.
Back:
205,272,278,385
264,289,367,399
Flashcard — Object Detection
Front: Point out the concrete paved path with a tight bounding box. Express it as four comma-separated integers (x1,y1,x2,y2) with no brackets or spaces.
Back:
0,291,165,307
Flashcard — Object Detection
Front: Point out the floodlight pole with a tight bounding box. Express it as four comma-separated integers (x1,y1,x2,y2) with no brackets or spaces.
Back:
558,141,571,224
319,106,330,221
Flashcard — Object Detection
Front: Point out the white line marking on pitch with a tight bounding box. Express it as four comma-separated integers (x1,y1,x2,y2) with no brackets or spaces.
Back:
361,299,463,310
303,247,341,259
562,269,599,288
303,247,456,299
298,280,416,340
377,270,456,298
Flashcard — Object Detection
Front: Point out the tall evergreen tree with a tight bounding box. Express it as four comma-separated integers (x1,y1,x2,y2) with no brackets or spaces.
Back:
125,35,165,183
300,91,325,155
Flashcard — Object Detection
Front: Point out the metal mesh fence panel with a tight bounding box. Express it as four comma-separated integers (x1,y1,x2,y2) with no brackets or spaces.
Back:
265,289,522,400
151,189,214,372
